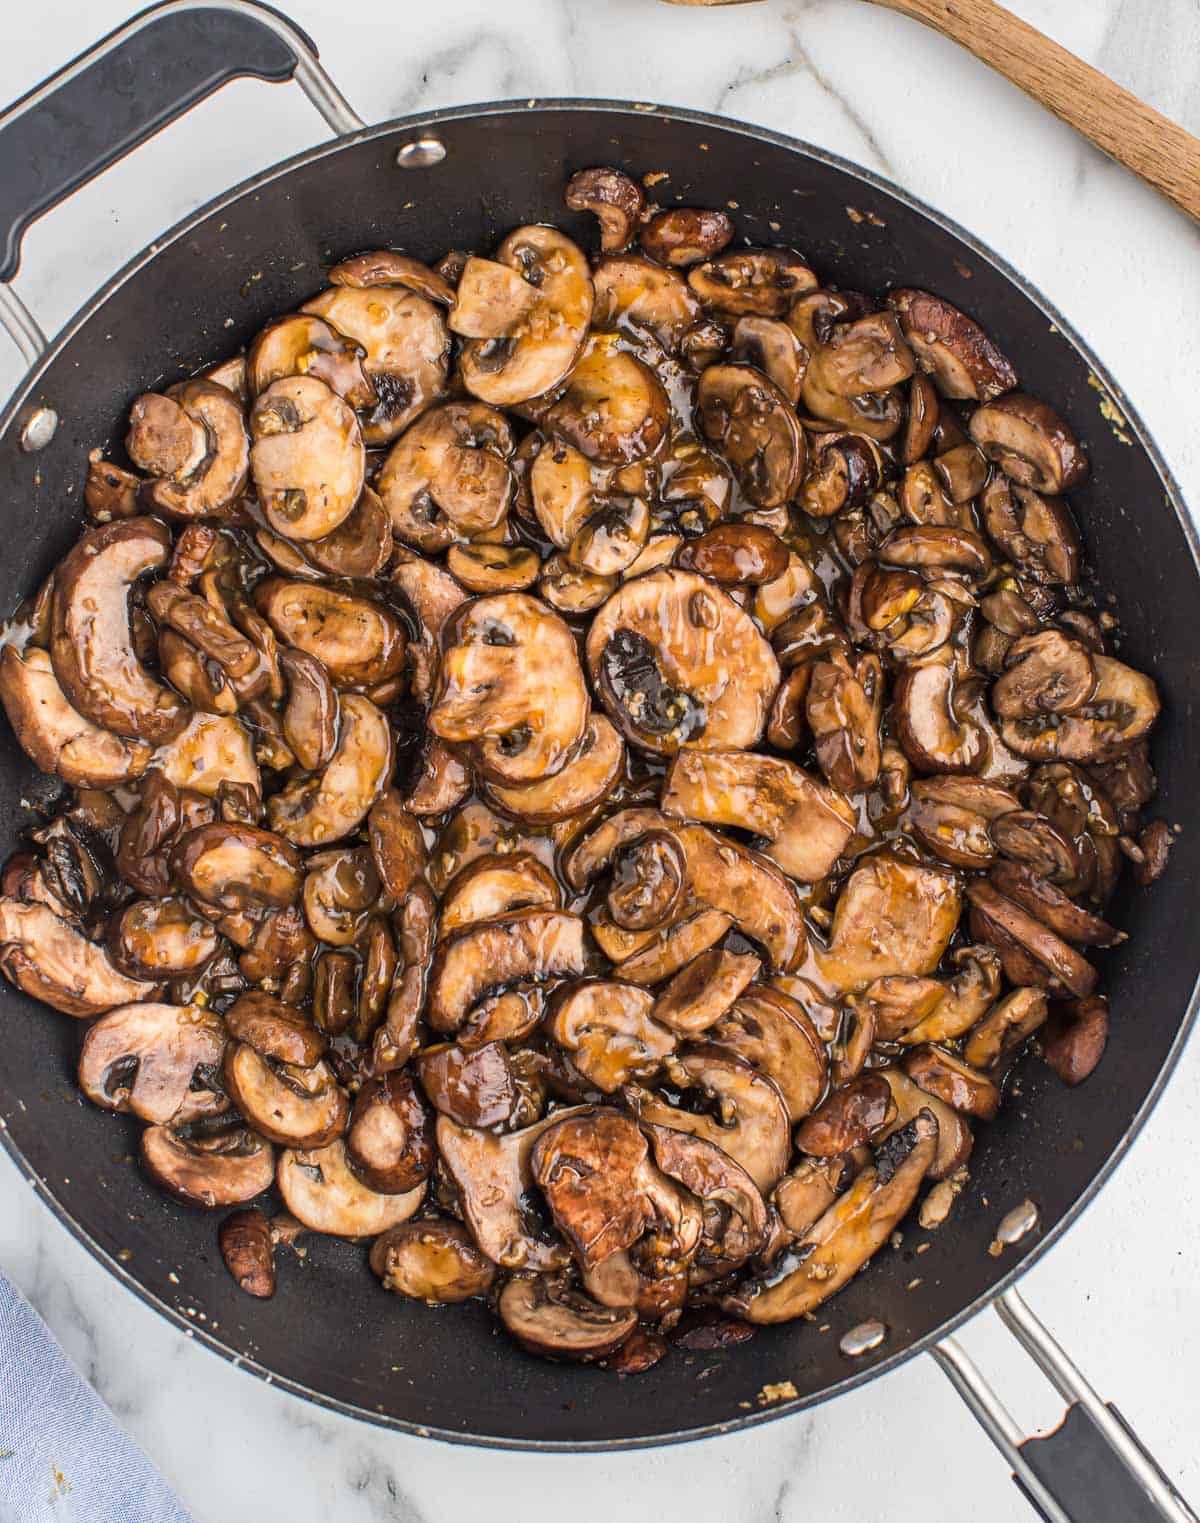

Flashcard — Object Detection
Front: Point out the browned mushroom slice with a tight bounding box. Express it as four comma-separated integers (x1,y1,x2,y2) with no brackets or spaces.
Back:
108,897,221,976
906,775,1020,869
893,662,987,776
639,206,734,267
50,517,190,742
696,363,805,508
772,1156,855,1240
675,522,790,586
293,485,391,581
0,898,159,1016
990,809,1079,883
795,1073,896,1156
631,1048,791,1193
967,880,1097,997
560,806,673,892
427,799,562,894
662,750,855,883
85,454,141,521
158,630,238,716
151,712,261,797
254,578,406,692
1041,995,1109,1085
223,1040,348,1147
817,855,962,993
799,432,883,519
766,667,812,753
372,879,438,1072
219,1208,275,1298
993,630,1096,720
988,859,1117,947
934,442,989,504
417,1040,516,1128
225,990,326,1066
725,315,804,404
999,656,1160,765
565,167,646,252
247,313,375,406
499,1275,637,1361
438,852,560,938
568,493,652,578
302,282,449,444
808,310,916,400
677,826,808,973
969,394,1088,494
345,1073,433,1198
963,987,1049,1070
609,909,731,986
371,1220,496,1304
645,1123,767,1279
807,650,883,792
484,716,623,825
606,830,687,932
171,823,301,911
377,401,514,548
903,1044,1000,1120
267,694,394,847
459,226,593,406
302,847,379,947
902,946,1003,1045
437,1108,587,1270
278,649,338,773
687,248,817,317
329,250,456,306
979,476,1080,584
708,985,827,1122
448,257,539,338
531,1108,663,1269
727,1111,937,1323
545,336,670,467
0,646,153,787
128,381,250,520
887,290,1017,401
876,1068,971,1181
586,569,779,755
652,948,761,1035
78,1002,225,1123
446,543,540,594
431,593,590,784
278,1139,424,1236
141,1124,274,1208
880,524,992,578
250,376,365,541
426,910,586,1035
527,439,604,549
545,981,676,1092
591,254,700,350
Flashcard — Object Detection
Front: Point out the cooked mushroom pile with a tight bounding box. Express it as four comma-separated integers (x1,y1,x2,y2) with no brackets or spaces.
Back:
0,167,1171,1371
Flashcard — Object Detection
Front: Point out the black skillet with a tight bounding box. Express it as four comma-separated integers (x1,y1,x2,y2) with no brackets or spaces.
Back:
0,5,1197,1519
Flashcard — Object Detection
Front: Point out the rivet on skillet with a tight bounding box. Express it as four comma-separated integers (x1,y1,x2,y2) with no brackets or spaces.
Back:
19,406,58,452
840,1319,887,1357
395,138,447,169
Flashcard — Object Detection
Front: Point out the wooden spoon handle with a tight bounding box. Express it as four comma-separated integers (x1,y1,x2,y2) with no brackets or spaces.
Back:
866,0,1200,223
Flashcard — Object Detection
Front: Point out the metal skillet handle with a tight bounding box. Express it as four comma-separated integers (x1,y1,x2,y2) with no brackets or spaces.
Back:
0,0,363,365
933,1287,1197,1523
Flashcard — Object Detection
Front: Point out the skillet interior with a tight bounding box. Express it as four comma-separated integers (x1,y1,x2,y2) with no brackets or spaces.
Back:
0,103,1197,1448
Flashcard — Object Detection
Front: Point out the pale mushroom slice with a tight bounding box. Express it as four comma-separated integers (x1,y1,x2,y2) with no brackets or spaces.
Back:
223,1042,349,1147
652,948,761,1036
544,334,670,465
246,313,375,406
816,855,963,993
662,750,855,883
696,363,806,508
370,1220,496,1304
545,980,677,1092
127,380,250,519
484,715,624,824
277,1138,424,1237
253,577,407,690
499,1276,637,1362
141,1124,274,1208
586,569,779,755
50,517,190,743
376,401,515,549
528,438,607,549
425,909,587,1035
0,646,153,788
437,1108,588,1270
677,825,808,974
151,713,260,798
591,254,700,350
265,694,392,846
250,375,365,544
302,282,450,444
390,546,468,706
458,226,594,406
438,852,560,938
886,289,1017,401
430,593,590,785
78,1002,226,1124
726,1111,937,1323
999,655,1160,765
448,257,539,337
0,898,159,1016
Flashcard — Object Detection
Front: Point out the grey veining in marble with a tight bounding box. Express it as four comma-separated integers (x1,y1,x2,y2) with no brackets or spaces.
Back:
1,3,1199,1520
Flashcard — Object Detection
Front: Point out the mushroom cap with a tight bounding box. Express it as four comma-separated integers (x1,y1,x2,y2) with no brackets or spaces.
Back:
139,380,250,520
426,909,587,1035
531,1108,660,1269
250,375,366,541
278,1138,424,1237
484,715,624,824
498,1275,637,1362
140,1124,274,1209
171,823,303,912
586,569,779,756
545,980,677,1093
696,363,806,508
370,1220,496,1304
816,855,963,993
438,851,560,938
708,984,827,1121
151,713,261,799
544,335,670,466
223,1042,349,1148
255,578,407,690
592,255,700,347
78,1002,226,1124
0,897,159,1017
887,289,1017,402
267,694,395,847
376,401,515,548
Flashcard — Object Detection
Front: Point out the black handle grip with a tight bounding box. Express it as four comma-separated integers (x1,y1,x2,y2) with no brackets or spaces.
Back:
1015,1402,1193,1523
0,1,319,282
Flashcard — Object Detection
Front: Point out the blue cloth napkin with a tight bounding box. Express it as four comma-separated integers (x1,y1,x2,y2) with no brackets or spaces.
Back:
0,1271,195,1523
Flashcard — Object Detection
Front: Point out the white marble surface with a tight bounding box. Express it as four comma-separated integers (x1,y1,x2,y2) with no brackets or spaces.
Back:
2,1,1200,1519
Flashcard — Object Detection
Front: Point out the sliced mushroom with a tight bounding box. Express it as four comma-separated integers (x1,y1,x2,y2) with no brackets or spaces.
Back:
906,775,1020,869
963,987,1048,1071
84,455,140,521
969,394,1088,494
772,1156,855,1240
0,897,159,1016
438,852,560,939
527,439,606,549
329,250,456,305
276,648,338,773
1041,995,1109,1085
129,381,250,519
417,1039,516,1128
799,431,883,519
484,716,624,824
459,226,594,406
877,1068,972,1180
78,1002,225,1123
816,855,962,993
988,859,1117,946
431,593,590,784
225,990,326,1066
0,646,153,787
662,750,855,882
886,290,1017,401
687,248,817,317
999,655,1160,765
568,493,652,578
446,542,540,594
545,335,669,466
640,206,734,267
901,945,1003,1044
609,908,732,986
372,878,438,1072
377,402,515,549
645,1122,767,1279
708,984,827,1121
141,1123,274,1208
365,789,427,904
250,376,365,541
172,823,301,911
247,313,375,405
108,897,221,976
807,650,883,792
591,255,700,350
607,830,687,931
652,948,761,1035
545,980,677,1092
219,1208,276,1298
426,910,587,1035
531,1108,662,1269
727,1111,937,1323
696,363,805,508
979,476,1080,584
587,569,779,755
795,1073,896,1156
50,517,189,743
302,846,379,946
267,694,394,847
966,880,1097,997
675,522,790,586
993,630,1096,720
565,167,646,253
990,809,1079,883
277,1139,424,1237
302,282,449,444
344,1071,434,1192
893,662,986,776
223,1039,348,1147
499,1275,637,1361
254,578,406,692
370,1220,496,1303
903,1044,1000,1120
449,257,540,337
677,825,808,973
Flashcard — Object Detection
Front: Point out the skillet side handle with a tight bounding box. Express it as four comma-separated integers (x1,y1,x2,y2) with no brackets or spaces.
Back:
0,0,363,290
932,1287,1197,1523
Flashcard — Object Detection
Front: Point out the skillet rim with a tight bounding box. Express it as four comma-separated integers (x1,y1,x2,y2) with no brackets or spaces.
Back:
1,96,1197,1451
